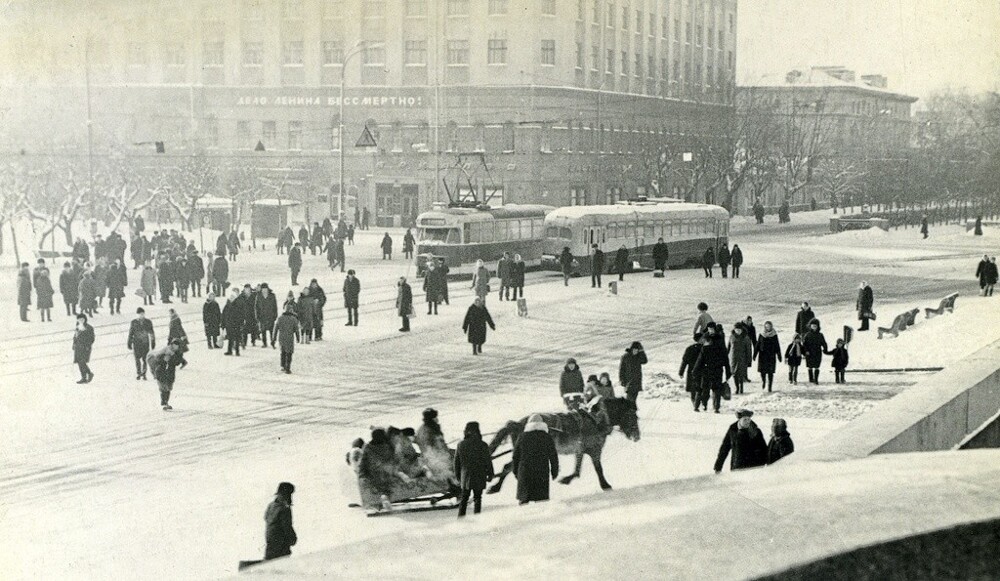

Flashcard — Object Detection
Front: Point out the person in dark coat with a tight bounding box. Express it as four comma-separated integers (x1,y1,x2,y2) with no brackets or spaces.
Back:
254,283,278,348
167,309,189,365
679,333,704,412
343,270,361,326
652,237,669,273
72,313,95,384
17,263,32,322
613,245,629,281
264,482,297,561
730,244,744,278
511,254,525,300
381,233,393,260
590,244,605,288
497,252,513,300
694,327,732,413
362,207,371,230
310,223,323,256
453,421,494,517
274,304,301,373
462,297,496,355
106,260,126,315
396,276,412,332
974,215,983,236
78,270,98,316
728,323,753,395
977,254,991,295
511,414,559,504
856,281,874,331
187,252,204,298
802,319,829,384
403,228,415,259
619,341,648,403
288,243,302,286
127,307,156,379
308,279,327,340
794,302,815,336
784,334,804,385
714,408,768,473
202,293,222,348
334,237,346,273
131,235,144,269
559,247,574,286
920,214,929,239
34,263,55,322
987,256,998,297
215,232,228,258
159,255,180,301
559,358,585,410
754,321,782,392
147,342,182,410
423,260,446,315
702,246,715,278
767,418,794,465
716,244,731,278
60,262,79,316
235,285,256,346
743,316,758,353
222,290,244,356
173,255,190,304
830,339,849,384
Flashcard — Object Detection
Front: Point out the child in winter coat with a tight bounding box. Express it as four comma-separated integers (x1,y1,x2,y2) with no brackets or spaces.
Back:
830,339,849,384
784,334,804,385
597,372,616,399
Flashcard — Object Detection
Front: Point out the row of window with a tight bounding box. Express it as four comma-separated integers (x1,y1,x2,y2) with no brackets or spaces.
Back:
547,218,725,241
463,218,545,244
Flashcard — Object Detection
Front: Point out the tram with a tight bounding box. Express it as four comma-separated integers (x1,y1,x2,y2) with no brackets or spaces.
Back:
540,200,730,274
414,202,555,276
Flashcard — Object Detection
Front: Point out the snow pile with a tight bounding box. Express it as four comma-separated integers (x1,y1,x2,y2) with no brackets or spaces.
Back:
829,227,890,241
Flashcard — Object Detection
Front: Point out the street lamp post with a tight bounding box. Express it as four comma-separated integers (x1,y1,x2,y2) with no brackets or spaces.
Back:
338,41,381,222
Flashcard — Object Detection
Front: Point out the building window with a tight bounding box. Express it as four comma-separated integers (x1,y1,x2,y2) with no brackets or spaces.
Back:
405,0,426,16
570,187,586,206
205,117,219,148
415,121,430,151
728,13,734,33
540,122,551,152
685,22,691,44
606,49,614,73
288,121,302,150
621,6,628,29
164,42,185,66
363,0,385,18
674,18,680,41
542,0,555,15
577,0,585,20
262,120,276,145
662,16,668,39
322,41,344,65
648,55,655,78
649,13,655,36
488,38,507,65
673,59,680,80
634,53,642,77
203,42,224,66
707,65,714,87
237,120,251,149
593,0,600,23
447,0,468,16
283,0,303,19
127,42,147,66
404,40,427,65
541,40,556,66
591,45,600,71
636,10,642,33
502,122,515,152
447,40,469,65
607,3,614,28
707,26,714,48
728,51,733,69
242,42,263,66
575,43,584,70
474,123,485,152
243,0,263,20
621,51,628,76
282,41,304,66
330,115,341,150
488,0,508,15
719,29,725,49
696,24,703,45
362,45,385,65
446,121,458,151
661,58,668,81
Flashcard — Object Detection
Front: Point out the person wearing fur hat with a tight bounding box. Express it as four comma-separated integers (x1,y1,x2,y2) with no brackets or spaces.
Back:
512,414,559,505
559,358,585,410
454,421,494,517
263,482,297,561
767,418,794,465
619,341,648,403
802,318,829,384
415,408,452,480
754,321,782,392
714,408,768,473
345,438,365,474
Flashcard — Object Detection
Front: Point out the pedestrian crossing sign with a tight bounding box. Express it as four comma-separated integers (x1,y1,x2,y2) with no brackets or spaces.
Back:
355,126,378,148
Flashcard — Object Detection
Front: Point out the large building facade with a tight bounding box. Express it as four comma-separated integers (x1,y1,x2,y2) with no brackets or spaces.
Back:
2,0,738,226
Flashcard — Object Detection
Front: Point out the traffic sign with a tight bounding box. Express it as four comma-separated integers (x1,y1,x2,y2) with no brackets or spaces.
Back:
355,126,377,148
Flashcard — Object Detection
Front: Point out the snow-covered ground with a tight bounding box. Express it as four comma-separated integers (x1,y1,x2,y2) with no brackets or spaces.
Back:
0,220,998,580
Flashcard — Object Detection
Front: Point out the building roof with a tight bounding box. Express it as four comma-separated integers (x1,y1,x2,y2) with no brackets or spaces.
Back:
744,68,918,103
547,202,729,221
193,196,232,210
252,198,303,207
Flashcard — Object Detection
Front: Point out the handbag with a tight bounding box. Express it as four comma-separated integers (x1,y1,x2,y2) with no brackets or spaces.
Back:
721,381,732,401
408,305,417,318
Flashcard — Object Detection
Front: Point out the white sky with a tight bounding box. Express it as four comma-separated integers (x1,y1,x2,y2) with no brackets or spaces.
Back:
738,0,1000,104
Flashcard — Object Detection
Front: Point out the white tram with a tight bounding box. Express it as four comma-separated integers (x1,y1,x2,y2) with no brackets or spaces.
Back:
540,201,730,274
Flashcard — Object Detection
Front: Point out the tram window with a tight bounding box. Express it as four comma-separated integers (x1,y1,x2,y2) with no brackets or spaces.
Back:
616,223,625,238
420,228,454,242
644,224,655,238
626,223,635,238
561,227,573,239
509,221,520,240
533,219,543,238
481,223,494,243
464,223,477,244
546,226,560,238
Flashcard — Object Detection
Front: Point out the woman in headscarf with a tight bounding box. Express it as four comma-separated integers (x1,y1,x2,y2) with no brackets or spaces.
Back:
754,321,782,392
767,418,795,464
784,334,804,385
511,414,559,505
471,259,491,303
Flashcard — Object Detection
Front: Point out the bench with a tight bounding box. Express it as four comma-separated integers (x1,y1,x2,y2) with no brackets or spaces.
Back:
878,313,909,339
924,293,959,319
902,308,920,328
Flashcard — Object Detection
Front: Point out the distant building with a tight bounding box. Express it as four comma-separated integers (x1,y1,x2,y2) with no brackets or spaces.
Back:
1,0,739,226
737,66,917,210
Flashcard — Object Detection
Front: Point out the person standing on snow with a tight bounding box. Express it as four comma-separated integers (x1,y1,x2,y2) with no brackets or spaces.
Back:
287,243,302,286
619,341,648,404
713,408,768,473
856,281,875,331
559,358,585,410
590,244,605,289
794,302,815,336
381,232,393,260
202,293,222,349
512,414,559,505
693,302,713,338
462,297,496,355
767,418,795,465
396,276,412,332
679,333,704,412
127,307,156,380
730,244,744,278
802,319,829,384
274,304,301,374
454,421,494,517
147,341,182,411
717,244,731,279
754,321,782,392
264,482,297,561
343,270,361,326
72,313,95,384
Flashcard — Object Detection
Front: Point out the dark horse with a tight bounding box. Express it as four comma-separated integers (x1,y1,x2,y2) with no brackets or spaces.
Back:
486,397,640,493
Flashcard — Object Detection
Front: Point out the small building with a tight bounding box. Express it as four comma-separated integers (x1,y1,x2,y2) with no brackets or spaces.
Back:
251,198,301,239
193,196,235,232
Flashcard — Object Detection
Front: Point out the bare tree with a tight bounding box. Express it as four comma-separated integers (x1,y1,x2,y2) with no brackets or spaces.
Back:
98,159,164,234
224,161,265,229
818,160,866,212
162,155,218,231
26,160,93,248
0,161,35,262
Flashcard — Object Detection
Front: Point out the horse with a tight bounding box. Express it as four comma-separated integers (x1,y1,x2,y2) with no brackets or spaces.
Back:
486,397,640,493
